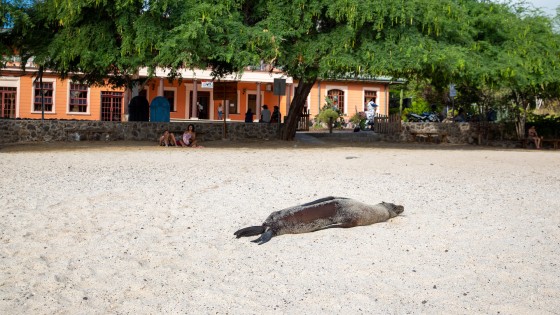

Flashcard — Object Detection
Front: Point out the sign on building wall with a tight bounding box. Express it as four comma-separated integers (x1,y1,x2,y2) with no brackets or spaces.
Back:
273,78,286,96
201,81,214,88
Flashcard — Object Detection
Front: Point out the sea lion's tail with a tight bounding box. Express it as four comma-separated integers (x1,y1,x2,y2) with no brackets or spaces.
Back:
250,229,273,245
234,226,274,245
234,226,266,238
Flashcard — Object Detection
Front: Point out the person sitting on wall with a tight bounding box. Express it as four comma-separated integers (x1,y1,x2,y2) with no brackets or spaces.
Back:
270,105,280,123
454,108,466,122
178,124,203,148
159,130,177,147
245,108,254,123
527,126,542,149
260,104,271,123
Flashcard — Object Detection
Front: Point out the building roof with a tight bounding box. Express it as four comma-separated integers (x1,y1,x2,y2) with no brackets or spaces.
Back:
319,73,405,84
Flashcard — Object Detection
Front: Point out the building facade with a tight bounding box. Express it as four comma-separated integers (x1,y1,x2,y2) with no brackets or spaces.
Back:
1,65,394,123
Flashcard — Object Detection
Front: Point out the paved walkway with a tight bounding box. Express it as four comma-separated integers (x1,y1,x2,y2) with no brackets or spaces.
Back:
294,133,327,145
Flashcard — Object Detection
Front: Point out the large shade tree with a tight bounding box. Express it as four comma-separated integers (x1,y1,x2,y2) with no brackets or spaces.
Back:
447,2,560,138
254,0,479,139
125,0,481,139
4,0,560,140
497,11,560,138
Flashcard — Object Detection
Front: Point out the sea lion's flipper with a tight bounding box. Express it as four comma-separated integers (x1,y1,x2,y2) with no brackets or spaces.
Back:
234,226,266,238
299,196,347,207
313,221,358,231
251,229,274,245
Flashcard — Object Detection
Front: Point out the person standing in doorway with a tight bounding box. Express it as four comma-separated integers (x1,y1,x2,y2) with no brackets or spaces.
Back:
218,103,223,120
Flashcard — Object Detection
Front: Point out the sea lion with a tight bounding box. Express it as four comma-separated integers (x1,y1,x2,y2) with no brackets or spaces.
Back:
234,196,404,245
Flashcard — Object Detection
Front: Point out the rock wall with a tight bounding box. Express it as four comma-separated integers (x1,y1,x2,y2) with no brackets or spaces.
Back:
0,119,281,144
400,122,519,144
0,119,520,145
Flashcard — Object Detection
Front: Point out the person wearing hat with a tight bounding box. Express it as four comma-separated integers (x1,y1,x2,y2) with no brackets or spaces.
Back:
365,98,378,128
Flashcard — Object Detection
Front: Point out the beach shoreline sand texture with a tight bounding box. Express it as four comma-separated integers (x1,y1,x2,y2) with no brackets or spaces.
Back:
1,141,559,314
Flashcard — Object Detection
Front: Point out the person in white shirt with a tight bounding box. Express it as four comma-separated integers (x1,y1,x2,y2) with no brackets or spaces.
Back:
260,104,271,123
365,98,378,126
366,98,378,116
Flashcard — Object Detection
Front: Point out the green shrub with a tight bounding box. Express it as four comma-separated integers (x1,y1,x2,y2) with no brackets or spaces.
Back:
317,107,339,123
349,112,366,127
316,97,342,132
402,97,431,121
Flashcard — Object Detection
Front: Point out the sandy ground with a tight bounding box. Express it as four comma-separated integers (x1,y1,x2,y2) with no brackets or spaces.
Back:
1,138,559,314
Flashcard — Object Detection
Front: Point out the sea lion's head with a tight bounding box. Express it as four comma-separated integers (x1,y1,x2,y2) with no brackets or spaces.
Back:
382,202,404,217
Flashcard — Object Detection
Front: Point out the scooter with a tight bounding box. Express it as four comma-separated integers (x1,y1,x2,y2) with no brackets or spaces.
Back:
407,113,427,122
423,112,441,122
360,110,376,130
407,112,440,122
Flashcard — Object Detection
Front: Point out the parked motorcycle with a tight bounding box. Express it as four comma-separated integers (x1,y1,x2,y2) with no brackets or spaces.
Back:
407,112,441,122
360,110,376,130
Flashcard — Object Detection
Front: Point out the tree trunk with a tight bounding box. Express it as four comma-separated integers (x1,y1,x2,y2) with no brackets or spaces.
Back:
280,79,317,140
513,91,527,140
35,66,45,122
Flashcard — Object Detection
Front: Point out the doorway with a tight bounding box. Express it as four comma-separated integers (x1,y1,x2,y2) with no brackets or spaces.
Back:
0,87,17,118
248,94,257,118
190,91,211,119
101,91,123,121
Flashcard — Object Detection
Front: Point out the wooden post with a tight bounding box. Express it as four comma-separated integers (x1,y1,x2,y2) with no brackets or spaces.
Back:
192,79,198,119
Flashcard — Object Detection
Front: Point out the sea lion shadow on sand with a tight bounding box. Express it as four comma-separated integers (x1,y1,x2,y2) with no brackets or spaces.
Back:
234,196,404,245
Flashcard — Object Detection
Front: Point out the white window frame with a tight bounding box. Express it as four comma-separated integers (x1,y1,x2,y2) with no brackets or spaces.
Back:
324,85,348,114
67,81,91,115
31,77,56,114
363,87,381,114
246,91,265,122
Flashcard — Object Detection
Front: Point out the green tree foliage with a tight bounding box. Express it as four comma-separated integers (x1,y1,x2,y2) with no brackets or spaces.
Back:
4,0,560,141
254,0,483,139
448,2,560,138
41,0,161,86
3,1,53,69
1,0,29,68
153,0,263,78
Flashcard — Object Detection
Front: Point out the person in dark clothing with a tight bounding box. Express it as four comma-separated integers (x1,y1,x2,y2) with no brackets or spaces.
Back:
454,108,466,122
245,108,254,123
270,106,280,123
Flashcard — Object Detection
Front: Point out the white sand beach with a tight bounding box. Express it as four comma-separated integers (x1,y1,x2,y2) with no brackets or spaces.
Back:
1,140,559,314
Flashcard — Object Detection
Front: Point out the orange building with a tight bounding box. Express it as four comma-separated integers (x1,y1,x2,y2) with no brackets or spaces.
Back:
1,64,395,123
306,78,392,119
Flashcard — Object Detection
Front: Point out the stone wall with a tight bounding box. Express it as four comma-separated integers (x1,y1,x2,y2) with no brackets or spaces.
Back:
0,119,521,145
309,122,521,146
400,122,519,144
0,119,281,144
